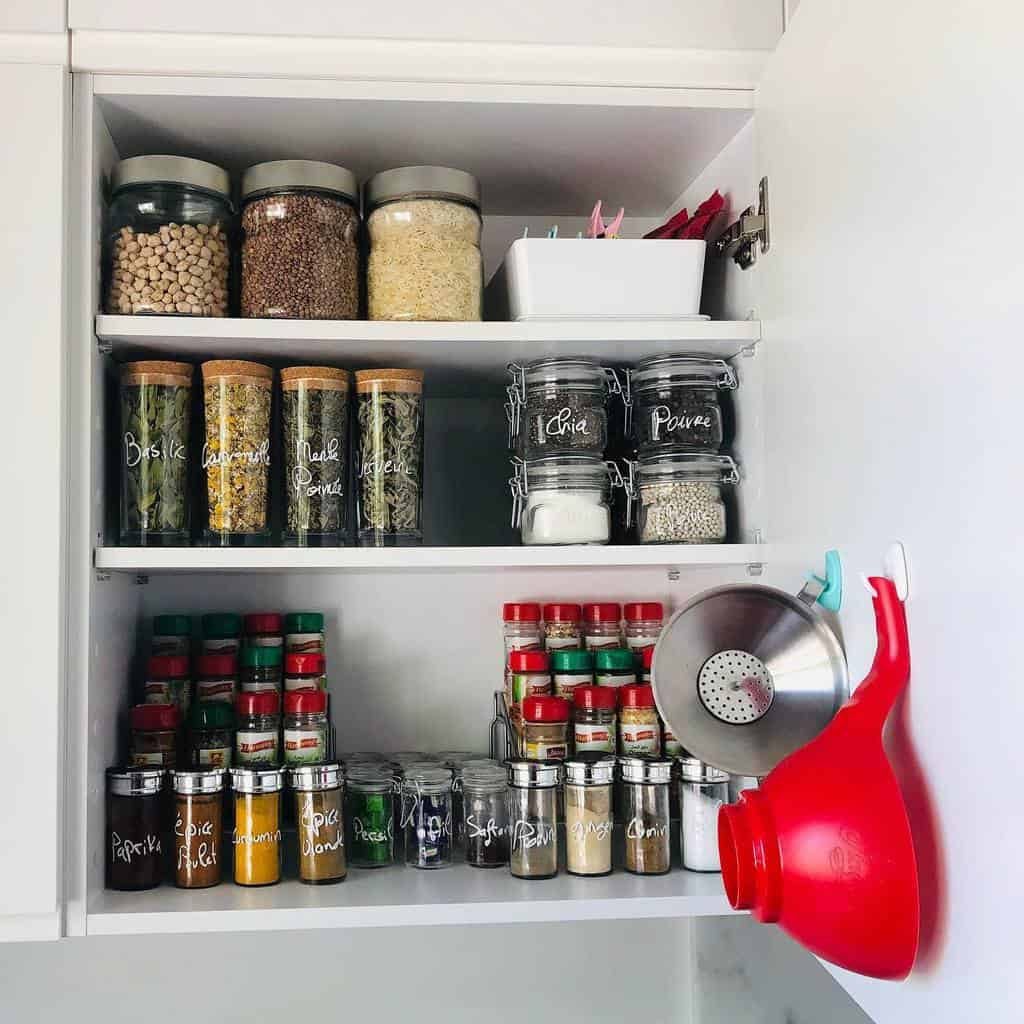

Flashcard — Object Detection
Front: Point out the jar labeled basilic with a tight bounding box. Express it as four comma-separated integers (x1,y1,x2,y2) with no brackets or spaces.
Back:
355,369,424,547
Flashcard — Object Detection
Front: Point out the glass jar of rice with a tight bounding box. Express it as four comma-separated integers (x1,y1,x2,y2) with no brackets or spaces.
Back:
364,166,482,322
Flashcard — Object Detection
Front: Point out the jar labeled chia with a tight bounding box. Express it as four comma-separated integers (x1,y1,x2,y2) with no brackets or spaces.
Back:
401,766,454,869
119,361,192,545
241,160,360,320
582,602,622,651
105,155,231,317
152,614,191,657
629,355,737,453
551,648,594,700
201,360,273,545
346,766,395,868
630,451,739,544
106,768,165,891
282,366,350,546
355,369,424,547
144,655,191,716
543,603,583,651
365,166,482,322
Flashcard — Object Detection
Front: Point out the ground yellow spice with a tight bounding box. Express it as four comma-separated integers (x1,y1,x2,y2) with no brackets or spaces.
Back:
233,791,281,885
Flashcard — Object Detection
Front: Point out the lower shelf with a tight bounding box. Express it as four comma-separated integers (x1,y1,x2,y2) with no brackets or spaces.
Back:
87,863,736,935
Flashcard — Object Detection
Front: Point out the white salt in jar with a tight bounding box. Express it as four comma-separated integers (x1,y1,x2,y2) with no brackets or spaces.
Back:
678,757,730,871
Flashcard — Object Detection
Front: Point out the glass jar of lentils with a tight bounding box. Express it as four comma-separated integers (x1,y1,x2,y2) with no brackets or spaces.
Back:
240,160,360,320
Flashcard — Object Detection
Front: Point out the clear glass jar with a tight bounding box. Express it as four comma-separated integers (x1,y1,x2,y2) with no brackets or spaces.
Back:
283,690,328,764
594,648,636,688
572,686,617,753
542,603,582,651
144,655,191,716
239,645,282,693
582,602,622,651
188,701,234,768
365,166,482,322
624,602,664,658
632,452,739,544
234,691,280,765
345,766,395,867
281,366,350,546
129,703,180,768
508,761,560,880
241,161,360,320
284,653,326,692
105,155,231,316
285,612,326,656
564,756,615,877
243,612,283,651
522,695,570,760
172,768,224,889
202,612,242,655
231,766,284,886
503,602,543,706
152,614,191,657
462,763,509,868
621,756,673,875
120,361,192,545
551,648,594,700
291,762,346,885
618,684,662,756
195,653,236,705
629,356,737,453
514,455,618,546
508,650,552,725
355,369,425,546
106,767,165,891
401,766,454,869
201,360,273,545
679,758,729,872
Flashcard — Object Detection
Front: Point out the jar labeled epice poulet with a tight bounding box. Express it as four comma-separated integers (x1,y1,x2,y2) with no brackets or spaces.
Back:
202,612,242,655
522,695,570,760
172,768,224,889
144,655,191,716
629,356,737,453
366,166,482,322
152,614,191,657
201,360,273,545
119,361,192,546
551,648,594,700
106,767,165,891
583,602,622,651
401,766,454,869
508,760,560,880
621,756,673,875
346,766,395,868
514,456,618,546
231,766,285,886
618,684,662,756
235,691,280,765
462,763,509,868
291,762,347,885
195,653,236,705
241,160,360,320
564,756,615,877
355,369,425,547
105,155,231,317
282,366,350,546
130,703,180,768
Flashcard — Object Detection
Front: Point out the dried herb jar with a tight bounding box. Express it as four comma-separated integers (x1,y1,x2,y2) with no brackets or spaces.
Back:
462,763,509,868
551,648,594,700
564,756,615,877
106,767,165,891
231,766,284,886
355,369,424,546
152,614,191,657
283,689,328,765
235,691,280,765
239,644,282,693
291,762,347,885
572,686,617,755
513,455,618,546
202,612,242,655
282,366,350,546
508,760,560,880
241,160,360,320
120,361,193,546
346,766,395,868
201,360,273,545
105,155,231,317
401,766,454,869
365,166,482,322
621,756,673,875
130,703,180,768
172,768,224,889
522,695,570,761
618,684,662,756
188,701,234,769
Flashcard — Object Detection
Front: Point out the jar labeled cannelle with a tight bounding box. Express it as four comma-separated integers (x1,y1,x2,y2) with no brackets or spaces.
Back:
462,763,509,868
564,756,615,877
202,612,242,655
522,696,570,761
282,366,350,546
152,614,191,657
144,655,191,716
119,361,192,545
629,356,737,453
573,686,617,754
130,703,180,768
621,756,673,875
618,684,662,756
231,766,284,886
366,166,482,322
291,762,347,884
551,648,594,700
346,766,395,868
583,603,622,651
105,155,231,316
241,160,360,320
508,760,560,880
201,360,273,545
195,653,236,704
106,767,165,891
172,768,224,889
240,645,282,693
235,691,280,765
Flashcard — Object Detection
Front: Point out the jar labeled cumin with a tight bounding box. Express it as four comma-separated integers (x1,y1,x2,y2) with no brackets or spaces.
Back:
621,756,672,875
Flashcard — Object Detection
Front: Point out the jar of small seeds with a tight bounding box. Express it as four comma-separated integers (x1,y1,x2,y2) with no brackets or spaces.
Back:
543,603,583,652
201,360,273,545
632,451,739,544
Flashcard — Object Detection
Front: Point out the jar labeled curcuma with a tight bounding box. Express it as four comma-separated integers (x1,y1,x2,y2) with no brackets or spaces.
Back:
105,156,231,316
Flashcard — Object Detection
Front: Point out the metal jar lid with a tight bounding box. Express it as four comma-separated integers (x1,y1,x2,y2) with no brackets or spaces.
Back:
230,766,285,795
564,755,616,786
111,155,231,199
364,165,481,211
619,756,674,785
289,762,344,792
677,757,730,784
507,760,561,789
241,160,359,204
401,766,452,792
461,763,507,790
172,768,226,795
107,766,165,797
346,765,395,793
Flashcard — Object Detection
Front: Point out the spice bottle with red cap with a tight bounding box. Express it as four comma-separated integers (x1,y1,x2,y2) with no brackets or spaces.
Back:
522,696,570,760
508,650,552,718
244,612,283,651
130,703,181,768
619,684,662,756
285,652,326,691
582,602,622,651
195,653,237,704
503,602,543,703
543,603,582,651
235,691,281,765
623,602,664,659
144,655,192,716
572,686,617,753
283,689,328,764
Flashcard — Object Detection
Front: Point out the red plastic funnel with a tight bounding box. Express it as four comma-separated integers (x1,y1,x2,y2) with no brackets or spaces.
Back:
718,576,920,980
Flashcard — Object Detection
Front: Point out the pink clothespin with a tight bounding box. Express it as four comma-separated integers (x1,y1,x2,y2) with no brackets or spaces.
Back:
604,206,625,238
587,200,626,238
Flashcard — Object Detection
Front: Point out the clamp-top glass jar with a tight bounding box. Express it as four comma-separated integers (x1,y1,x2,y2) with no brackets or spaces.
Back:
629,356,737,453
105,155,232,316
365,166,482,321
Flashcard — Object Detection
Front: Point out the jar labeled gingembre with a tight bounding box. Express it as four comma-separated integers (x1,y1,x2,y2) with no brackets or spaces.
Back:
564,756,615,877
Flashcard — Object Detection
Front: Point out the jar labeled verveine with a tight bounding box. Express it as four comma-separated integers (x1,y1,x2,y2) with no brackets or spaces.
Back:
291,762,346,884
241,161,360,320
106,767,165,891
462,763,509,868
401,766,454,869
366,166,482,322
282,366,350,546
621,756,672,875
172,768,224,889
231,766,284,886
144,655,191,716
130,703,180,768
120,361,192,546
630,356,737,453
551,648,594,700
195,653,236,705
508,760,560,880
235,691,280,765
201,360,273,545
152,614,191,657
514,455,618,546
564,756,615,877
346,766,395,868
583,602,622,651
522,696,570,761
105,155,231,317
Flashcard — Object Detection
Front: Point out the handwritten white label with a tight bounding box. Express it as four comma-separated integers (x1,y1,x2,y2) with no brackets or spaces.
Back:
292,438,344,498
174,815,218,871
233,827,281,846
124,432,187,468
570,818,614,840
201,439,270,469
353,816,393,844
300,803,344,856
359,452,411,478
110,831,161,864
465,814,506,847
544,406,591,438
650,405,713,441
511,819,555,850
626,817,668,840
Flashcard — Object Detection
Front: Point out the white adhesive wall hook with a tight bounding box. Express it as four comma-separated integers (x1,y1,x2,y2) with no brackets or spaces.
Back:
884,541,910,601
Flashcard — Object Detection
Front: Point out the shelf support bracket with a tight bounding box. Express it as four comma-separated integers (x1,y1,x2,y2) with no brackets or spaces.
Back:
715,177,770,269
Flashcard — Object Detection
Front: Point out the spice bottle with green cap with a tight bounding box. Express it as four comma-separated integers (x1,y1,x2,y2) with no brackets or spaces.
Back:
202,612,242,655
285,612,325,656
551,648,594,700
189,701,234,768
240,645,282,693
582,602,622,651
594,647,637,687
152,614,192,658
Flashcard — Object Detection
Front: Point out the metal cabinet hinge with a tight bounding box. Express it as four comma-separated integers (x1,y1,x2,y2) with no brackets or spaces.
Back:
715,176,770,270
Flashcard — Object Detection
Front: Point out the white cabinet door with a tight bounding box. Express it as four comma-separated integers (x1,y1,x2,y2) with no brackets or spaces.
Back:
0,61,68,942
756,0,1021,1021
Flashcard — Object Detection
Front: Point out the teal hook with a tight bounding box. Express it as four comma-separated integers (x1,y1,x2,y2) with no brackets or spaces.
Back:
809,549,843,613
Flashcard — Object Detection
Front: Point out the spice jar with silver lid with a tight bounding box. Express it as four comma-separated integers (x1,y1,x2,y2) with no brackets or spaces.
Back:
620,756,673,875
508,760,561,880
366,166,482,322
291,762,346,885
172,768,224,889
231,766,285,886
564,756,615,877
106,767,165,891
678,757,729,872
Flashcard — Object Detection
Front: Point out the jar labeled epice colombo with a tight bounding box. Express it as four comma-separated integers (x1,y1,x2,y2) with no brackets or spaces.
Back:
508,760,560,880
291,762,346,885
106,767,165,891
231,766,284,886
172,768,224,889
119,361,192,546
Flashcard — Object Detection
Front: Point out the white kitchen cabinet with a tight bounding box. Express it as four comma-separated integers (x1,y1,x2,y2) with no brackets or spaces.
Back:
0,1,1021,1022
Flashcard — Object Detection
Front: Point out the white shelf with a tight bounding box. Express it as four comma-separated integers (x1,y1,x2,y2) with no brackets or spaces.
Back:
87,863,735,936
94,544,766,574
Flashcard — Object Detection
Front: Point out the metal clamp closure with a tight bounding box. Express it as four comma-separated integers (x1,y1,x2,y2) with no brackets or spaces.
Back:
714,176,770,270
508,457,527,527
